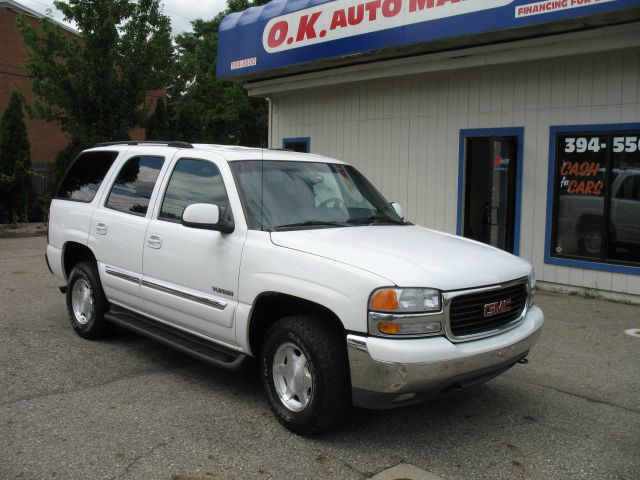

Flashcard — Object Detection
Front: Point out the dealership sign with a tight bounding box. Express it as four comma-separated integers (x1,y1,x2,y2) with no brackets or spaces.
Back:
262,0,515,53
217,0,637,78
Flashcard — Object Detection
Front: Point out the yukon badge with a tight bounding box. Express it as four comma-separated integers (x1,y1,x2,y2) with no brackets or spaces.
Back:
212,286,234,297
483,299,512,318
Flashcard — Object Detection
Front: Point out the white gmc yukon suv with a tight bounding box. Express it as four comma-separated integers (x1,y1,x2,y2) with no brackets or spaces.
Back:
46,141,543,435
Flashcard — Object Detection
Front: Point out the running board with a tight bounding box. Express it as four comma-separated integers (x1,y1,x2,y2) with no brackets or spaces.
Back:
105,307,249,371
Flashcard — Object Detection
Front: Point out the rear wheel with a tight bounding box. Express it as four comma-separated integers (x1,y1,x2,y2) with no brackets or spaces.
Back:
66,261,112,339
260,315,351,435
578,227,602,257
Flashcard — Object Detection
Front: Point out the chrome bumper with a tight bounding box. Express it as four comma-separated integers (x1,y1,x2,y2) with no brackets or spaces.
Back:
347,305,544,409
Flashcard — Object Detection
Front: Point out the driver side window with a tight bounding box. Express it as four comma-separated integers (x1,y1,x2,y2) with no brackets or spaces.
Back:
159,158,229,222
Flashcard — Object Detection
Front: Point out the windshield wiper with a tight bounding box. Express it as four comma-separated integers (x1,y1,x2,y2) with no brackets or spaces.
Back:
346,216,405,225
271,220,347,230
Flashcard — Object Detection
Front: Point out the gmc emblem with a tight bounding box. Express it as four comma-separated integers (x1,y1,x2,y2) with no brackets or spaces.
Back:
483,299,512,317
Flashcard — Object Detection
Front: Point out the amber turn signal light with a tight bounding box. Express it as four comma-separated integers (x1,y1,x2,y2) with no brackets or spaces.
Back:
378,322,401,334
370,289,399,311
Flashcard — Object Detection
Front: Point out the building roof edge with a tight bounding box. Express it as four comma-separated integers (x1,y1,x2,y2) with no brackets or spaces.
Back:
0,0,78,35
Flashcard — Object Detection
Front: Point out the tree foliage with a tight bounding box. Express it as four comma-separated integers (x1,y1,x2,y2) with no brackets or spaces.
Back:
146,98,169,140
169,0,268,147
18,0,173,152
0,91,32,223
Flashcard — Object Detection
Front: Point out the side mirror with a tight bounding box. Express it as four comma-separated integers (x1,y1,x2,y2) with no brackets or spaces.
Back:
391,202,404,220
181,203,234,233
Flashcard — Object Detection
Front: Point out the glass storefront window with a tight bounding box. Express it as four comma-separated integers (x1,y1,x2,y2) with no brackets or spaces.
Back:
551,129,640,267
608,140,640,264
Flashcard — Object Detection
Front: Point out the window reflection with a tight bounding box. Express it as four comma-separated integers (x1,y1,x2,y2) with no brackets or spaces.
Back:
159,159,229,222
608,163,640,264
230,161,402,230
56,151,118,202
106,156,164,215
552,131,640,266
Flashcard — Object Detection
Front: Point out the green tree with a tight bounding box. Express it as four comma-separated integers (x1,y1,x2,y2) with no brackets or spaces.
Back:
0,91,32,223
18,0,174,173
146,98,169,140
170,0,268,147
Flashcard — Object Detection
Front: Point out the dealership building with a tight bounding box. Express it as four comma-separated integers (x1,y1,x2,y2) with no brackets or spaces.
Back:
217,0,640,300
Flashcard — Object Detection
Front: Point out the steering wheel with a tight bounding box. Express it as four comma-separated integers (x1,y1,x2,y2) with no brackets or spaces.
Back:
318,197,346,211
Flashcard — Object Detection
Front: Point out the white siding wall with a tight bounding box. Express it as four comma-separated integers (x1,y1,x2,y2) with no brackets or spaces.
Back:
269,49,640,296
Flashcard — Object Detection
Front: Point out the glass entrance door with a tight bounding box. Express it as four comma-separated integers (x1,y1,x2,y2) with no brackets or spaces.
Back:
463,136,518,253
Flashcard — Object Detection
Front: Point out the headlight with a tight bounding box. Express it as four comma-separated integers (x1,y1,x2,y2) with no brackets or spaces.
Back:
528,269,537,306
368,288,443,337
369,287,441,313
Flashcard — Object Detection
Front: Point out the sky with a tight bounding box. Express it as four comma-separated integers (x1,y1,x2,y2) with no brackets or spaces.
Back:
17,0,229,36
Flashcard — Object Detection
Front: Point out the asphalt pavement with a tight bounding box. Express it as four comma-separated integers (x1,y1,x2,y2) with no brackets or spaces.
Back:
1,236,638,480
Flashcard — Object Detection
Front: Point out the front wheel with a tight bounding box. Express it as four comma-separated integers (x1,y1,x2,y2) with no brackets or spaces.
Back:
66,261,112,339
260,315,351,435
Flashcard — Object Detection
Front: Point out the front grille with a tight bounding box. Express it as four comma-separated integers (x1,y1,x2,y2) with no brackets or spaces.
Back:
448,282,528,338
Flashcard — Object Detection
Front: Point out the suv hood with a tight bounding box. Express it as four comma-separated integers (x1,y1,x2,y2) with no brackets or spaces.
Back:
270,225,531,291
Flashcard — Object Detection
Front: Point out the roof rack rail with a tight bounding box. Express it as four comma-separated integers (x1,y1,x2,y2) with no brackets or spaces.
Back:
94,140,194,149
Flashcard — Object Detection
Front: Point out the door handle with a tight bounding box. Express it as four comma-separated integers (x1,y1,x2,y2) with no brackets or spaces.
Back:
483,205,499,226
489,206,499,226
95,222,108,235
147,234,162,249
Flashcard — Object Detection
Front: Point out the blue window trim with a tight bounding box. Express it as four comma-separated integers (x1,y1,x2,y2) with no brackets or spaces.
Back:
282,137,310,153
457,128,524,256
545,123,640,276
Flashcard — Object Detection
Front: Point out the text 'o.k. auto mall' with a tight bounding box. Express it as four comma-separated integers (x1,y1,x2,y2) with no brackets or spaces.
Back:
217,0,640,300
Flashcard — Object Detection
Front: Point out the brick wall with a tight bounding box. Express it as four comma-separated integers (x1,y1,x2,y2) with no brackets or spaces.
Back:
0,7,69,167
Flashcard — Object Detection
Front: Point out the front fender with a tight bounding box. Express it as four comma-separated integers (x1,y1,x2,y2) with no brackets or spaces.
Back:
236,231,389,345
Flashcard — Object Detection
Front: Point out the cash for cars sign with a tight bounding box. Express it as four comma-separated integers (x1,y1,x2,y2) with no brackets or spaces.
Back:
218,0,636,78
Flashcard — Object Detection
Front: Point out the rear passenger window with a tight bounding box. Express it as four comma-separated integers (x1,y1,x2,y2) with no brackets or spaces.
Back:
106,156,164,216
159,159,229,222
56,151,118,202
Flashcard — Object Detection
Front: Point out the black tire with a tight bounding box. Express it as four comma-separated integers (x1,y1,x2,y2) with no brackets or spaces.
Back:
66,261,112,339
260,315,351,436
577,226,602,257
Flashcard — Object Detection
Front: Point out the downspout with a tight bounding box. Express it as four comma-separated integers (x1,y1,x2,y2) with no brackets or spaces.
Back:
267,97,273,149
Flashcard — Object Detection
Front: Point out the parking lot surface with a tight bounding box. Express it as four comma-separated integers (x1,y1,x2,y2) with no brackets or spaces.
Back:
1,236,639,480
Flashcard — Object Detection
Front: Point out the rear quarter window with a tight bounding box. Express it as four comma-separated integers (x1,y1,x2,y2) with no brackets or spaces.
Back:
105,156,165,216
56,151,119,202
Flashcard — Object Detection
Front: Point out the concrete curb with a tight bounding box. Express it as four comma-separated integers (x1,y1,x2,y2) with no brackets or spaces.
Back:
0,223,48,238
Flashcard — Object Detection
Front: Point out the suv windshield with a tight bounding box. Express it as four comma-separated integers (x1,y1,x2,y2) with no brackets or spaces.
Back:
230,160,405,230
